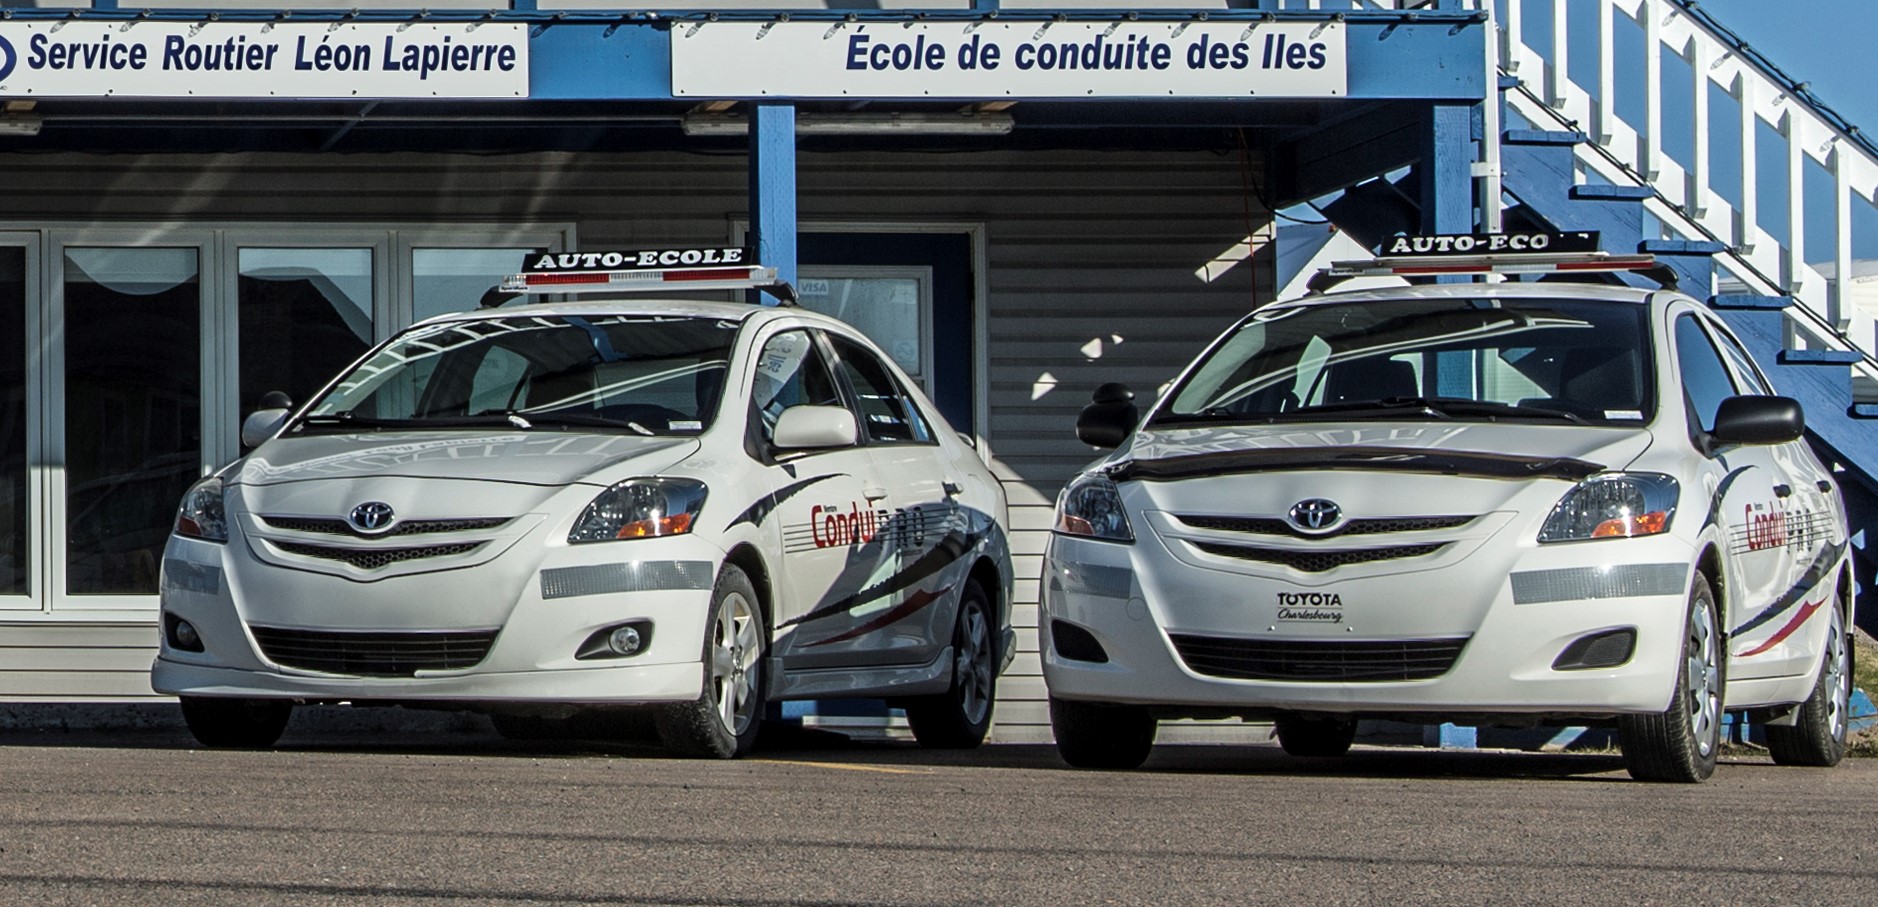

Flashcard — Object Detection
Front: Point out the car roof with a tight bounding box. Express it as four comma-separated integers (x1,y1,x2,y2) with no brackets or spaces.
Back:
1271,280,1689,311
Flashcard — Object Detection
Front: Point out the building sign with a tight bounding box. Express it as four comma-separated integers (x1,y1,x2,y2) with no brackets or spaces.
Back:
0,22,527,99
672,20,1345,99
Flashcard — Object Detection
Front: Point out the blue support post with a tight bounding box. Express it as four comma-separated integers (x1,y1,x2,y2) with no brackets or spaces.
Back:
748,103,798,306
1423,100,1478,751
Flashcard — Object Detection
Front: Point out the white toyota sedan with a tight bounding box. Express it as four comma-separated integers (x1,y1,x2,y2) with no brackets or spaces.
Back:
1044,249,1852,782
153,252,1014,758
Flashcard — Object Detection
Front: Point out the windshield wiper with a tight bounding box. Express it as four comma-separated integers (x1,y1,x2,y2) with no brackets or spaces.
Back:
1292,396,1590,424
296,413,421,429
466,409,659,435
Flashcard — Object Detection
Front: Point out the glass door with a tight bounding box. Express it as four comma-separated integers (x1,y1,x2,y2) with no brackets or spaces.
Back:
0,235,39,610
50,236,212,609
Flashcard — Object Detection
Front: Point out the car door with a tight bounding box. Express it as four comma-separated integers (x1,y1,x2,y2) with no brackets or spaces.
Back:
740,327,896,672
1672,313,1800,678
811,332,962,669
1703,316,1843,678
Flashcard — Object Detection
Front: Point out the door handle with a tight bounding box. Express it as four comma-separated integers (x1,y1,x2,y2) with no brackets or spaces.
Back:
863,484,889,502
943,480,964,497
1773,484,1792,498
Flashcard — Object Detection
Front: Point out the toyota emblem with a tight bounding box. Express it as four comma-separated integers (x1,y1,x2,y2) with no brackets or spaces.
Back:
348,501,397,534
1287,499,1343,533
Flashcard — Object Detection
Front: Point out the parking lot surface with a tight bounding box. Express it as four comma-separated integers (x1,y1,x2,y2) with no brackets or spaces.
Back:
0,718,1871,906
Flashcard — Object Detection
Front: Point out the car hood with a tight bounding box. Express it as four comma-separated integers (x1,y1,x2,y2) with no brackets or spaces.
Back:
232,431,700,488
1111,422,1652,483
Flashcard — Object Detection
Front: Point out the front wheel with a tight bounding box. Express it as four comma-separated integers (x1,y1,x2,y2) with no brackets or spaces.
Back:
1274,714,1358,758
906,581,997,749
1766,597,1852,767
1049,697,1156,770
1618,573,1723,783
656,565,767,759
179,696,292,749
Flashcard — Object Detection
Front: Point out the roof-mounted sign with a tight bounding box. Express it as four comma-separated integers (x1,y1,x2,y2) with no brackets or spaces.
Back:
500,248,795,303
0,22,527,99
1308,231,1677,292
672,20,1346,100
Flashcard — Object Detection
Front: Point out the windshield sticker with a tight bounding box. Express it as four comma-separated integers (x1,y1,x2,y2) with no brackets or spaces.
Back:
1604,410,1645,420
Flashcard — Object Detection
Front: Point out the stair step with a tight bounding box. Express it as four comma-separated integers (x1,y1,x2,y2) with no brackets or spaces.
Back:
1571,184,1654,201
1709,294,1793,310
1850,404,1878,419
1503,129,1587,146
1641,239,1728,255
1497,74,1522,90
1778,349,1865,365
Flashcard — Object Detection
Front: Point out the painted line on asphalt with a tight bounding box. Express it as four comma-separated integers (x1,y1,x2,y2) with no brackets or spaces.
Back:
752,759,934,775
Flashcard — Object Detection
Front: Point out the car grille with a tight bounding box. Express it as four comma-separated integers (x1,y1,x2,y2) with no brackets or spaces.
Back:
1168,634,1470,682
258,516,511,538
1190,541,1446,573
1174,514,1475,538
250,626,500,676
270,540,485,570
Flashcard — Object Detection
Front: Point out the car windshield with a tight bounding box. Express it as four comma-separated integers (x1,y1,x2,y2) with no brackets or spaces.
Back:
303,314,738,435
1156,296,1654,427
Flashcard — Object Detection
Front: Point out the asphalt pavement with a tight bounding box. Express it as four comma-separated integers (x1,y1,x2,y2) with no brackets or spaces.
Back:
0,716,1872,906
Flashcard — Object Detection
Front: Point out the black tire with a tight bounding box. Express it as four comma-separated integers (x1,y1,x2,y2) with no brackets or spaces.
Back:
1049,697,1156,770
656,565,767,759
906,580,998,749
1618,573,1723,783
1766,596,1852,767
179,696,292,749
1274,714,1358,757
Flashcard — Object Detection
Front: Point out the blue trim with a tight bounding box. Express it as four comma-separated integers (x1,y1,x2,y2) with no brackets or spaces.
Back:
1422,102,1474,283
1571,185,1653,202
749,103,797,306
1709,294,1793,310
1778,350,1864,366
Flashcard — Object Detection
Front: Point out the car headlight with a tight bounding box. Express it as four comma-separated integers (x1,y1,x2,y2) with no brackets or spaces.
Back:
569,478,708,543
1538,473,1679,543
175,475,229,543
1053,472,1134,543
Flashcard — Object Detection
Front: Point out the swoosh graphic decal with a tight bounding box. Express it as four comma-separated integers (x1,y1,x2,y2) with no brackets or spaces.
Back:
1730,540,1846,637
1739,597,1825,657
728,473,844,531
802,585,954,648
1702,465,1756,531
779,527,981,629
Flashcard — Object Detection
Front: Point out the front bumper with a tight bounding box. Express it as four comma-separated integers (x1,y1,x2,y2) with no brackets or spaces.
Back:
152,530,726,705
1040,528,1696,719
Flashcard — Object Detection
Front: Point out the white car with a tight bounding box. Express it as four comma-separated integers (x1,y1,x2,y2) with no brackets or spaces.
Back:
153,250,1014,758
1043,240,1854,782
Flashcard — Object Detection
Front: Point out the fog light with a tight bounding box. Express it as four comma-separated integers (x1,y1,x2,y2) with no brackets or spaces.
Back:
575,620,655,660
608,625,643,656
164,613,204,653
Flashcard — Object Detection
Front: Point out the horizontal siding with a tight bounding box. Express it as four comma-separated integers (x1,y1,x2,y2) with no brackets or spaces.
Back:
0,146,1272,743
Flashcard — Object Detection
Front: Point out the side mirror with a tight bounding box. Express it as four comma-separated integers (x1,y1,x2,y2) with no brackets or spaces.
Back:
772,405,859,450
1709,395,1804,446
242,391,294,448
1076,382,1139,449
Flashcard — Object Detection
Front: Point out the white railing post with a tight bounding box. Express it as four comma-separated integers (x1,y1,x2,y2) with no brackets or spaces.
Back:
1641,0,1663,180
1785,109,1807,295
1548,0,1570,108
1503,0,1522,73
1596,1,1615,143
1835,145,1854,329
1688,37,1710,218
1738,76,1758,254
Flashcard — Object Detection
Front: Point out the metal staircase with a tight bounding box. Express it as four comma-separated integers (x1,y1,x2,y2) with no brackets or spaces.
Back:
1487,0,1878,631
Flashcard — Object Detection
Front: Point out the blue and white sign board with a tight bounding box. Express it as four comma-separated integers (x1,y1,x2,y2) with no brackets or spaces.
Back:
0,22,527,98
672,20,1346,99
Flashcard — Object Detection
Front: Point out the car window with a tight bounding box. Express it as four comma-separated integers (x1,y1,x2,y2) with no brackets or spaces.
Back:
1674,314,1742,432
829,335,934,444
308,314,736,435
1160,296,1654,425
749,329,846,445
1708,320,1776,396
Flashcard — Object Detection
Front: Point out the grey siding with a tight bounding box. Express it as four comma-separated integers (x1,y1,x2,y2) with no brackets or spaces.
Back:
0,149,1271,741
